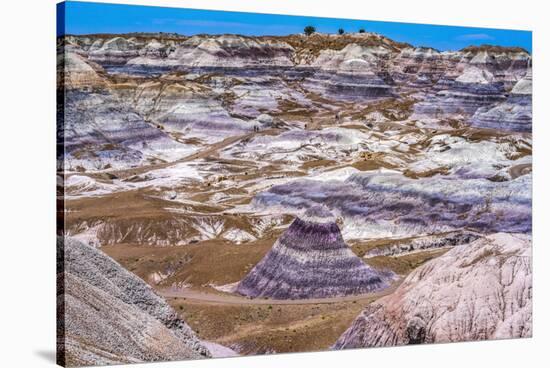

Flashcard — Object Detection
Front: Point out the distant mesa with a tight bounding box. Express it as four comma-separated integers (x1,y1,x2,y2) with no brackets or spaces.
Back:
236,206,394,300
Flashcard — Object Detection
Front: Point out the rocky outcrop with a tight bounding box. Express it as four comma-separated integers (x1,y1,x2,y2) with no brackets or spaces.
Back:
58,52,107,90
470,69,532,132
334,233,532,349
57,237,211,366
364,231,481,258
390,47,450,89
127,35,294,69
307,44,394,100
413,66,507,119
461,46,531,89
88,37,140,66
158,97,254,135
254,171,532,238
236,206,393,299
58,50,206,171
412,46,530,122
61,89,197,171
139,39,174,58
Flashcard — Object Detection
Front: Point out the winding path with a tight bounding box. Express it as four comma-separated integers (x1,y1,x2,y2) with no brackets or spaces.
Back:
157,279,402,306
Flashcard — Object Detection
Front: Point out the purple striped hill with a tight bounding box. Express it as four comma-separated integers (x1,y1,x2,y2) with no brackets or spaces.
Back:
236,206,394,300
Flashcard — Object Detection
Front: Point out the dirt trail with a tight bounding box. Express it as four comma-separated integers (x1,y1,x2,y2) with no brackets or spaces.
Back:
157,279,402,306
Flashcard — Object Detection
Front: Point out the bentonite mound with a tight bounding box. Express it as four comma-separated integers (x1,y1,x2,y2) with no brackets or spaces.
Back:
236,206,394,299
333,233,532,349
470,69,532,132
57,237,211,366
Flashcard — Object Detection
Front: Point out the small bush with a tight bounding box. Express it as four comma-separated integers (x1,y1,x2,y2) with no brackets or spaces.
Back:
304,25,316,36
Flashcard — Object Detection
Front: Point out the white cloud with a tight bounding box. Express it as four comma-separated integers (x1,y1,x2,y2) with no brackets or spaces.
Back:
455,33,495,41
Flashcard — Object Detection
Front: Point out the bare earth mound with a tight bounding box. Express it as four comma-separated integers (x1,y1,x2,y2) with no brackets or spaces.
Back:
333,233,532,349
57,237,211,367
236,206,394,299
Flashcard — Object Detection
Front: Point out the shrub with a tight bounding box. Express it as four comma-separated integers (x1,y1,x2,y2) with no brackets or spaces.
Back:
304,25,316,36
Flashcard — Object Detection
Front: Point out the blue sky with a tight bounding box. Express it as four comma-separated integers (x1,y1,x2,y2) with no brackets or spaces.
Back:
57,1,532,52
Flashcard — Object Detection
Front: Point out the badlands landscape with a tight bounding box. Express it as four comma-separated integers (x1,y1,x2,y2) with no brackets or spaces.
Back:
57,30,532,365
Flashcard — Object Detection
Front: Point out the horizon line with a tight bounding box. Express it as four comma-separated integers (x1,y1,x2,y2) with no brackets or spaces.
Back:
57,1,532,53
60,31,532,54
